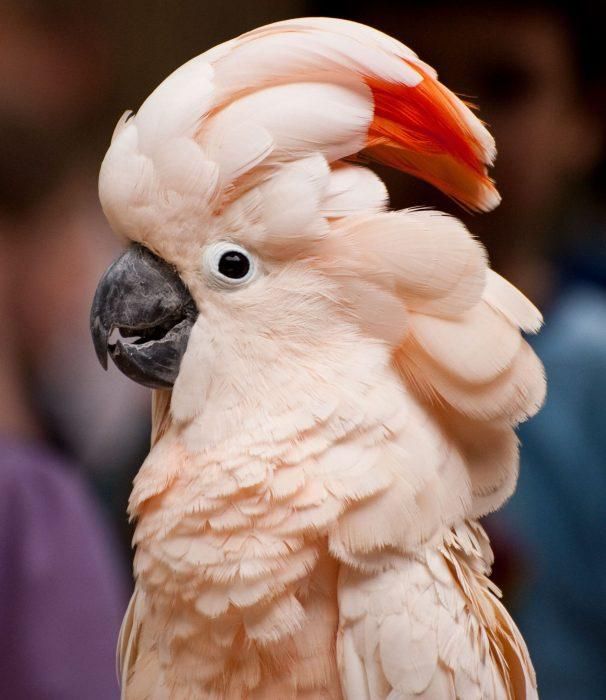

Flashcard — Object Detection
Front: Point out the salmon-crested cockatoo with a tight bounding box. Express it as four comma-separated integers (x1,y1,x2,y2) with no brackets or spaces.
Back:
91,17,545,700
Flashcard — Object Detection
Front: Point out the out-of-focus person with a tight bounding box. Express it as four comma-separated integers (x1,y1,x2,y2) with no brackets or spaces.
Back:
0,2,134,697
316,1,606,697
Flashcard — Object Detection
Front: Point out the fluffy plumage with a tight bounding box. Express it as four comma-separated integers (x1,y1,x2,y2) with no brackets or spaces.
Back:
100,17,545,699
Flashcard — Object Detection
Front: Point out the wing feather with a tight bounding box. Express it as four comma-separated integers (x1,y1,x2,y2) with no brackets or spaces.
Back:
337,523,538,700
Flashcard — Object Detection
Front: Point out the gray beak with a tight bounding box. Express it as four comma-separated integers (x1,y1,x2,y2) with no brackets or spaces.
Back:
90,244,197,389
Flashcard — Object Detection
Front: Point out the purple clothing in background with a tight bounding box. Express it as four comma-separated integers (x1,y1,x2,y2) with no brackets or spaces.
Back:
0,438,128,699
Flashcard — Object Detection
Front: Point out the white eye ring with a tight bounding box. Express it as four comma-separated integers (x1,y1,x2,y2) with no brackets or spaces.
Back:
203,242,257,288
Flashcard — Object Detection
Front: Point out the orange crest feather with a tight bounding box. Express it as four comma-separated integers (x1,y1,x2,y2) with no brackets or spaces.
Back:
365,66,499,212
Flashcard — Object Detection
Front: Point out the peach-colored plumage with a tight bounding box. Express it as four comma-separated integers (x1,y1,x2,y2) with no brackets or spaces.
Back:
100,17,545,699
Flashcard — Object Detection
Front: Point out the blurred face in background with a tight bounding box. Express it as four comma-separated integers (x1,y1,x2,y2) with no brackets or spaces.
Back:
0,3,107,213
0,2,102,338
0,2,109,339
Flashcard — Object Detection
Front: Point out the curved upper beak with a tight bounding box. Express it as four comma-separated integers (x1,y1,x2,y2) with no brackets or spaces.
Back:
90,244,197,388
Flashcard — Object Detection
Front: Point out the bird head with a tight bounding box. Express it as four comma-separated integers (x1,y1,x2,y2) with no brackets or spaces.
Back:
91,19,542,440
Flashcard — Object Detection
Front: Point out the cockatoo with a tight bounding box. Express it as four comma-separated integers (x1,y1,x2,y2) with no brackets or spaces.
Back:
91,17,545,700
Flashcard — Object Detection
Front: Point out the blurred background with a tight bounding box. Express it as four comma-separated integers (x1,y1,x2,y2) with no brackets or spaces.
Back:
1,1,604,698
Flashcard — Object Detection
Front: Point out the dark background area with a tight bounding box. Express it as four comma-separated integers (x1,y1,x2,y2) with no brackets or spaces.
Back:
1,2,604,698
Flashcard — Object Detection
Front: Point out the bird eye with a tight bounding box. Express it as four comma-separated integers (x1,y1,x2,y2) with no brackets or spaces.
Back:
204,242,256,287
218,250,250,279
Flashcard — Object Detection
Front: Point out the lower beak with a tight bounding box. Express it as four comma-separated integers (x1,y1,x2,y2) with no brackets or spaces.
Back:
90,244,197,388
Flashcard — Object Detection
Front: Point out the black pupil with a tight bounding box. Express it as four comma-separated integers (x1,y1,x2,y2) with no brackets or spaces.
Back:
218,251,250,279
